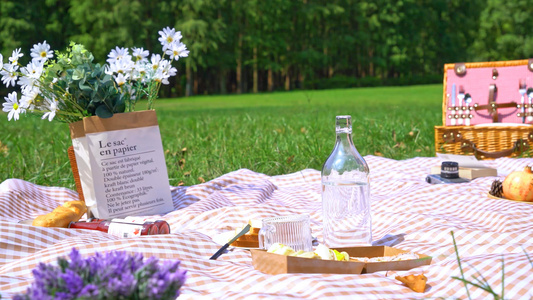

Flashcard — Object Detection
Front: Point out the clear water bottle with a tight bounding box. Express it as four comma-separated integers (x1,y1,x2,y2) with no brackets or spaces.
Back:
321,115,372,247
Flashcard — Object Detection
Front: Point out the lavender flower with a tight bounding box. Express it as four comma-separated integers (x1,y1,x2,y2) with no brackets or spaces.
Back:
14,248,186,300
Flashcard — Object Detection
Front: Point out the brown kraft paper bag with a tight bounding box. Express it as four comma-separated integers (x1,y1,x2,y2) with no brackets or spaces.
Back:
70,110,174,218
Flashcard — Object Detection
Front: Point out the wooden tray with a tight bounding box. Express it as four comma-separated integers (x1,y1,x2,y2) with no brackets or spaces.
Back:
486,192,533,204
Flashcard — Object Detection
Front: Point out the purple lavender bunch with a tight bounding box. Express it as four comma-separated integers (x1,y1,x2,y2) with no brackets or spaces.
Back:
14,248,186,300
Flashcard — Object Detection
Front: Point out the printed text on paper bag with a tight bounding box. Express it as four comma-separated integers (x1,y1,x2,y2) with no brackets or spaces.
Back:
99,149,166,214
99,138,138,157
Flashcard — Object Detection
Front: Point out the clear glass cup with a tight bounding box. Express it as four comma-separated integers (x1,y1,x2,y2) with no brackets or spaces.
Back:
258,214,313,251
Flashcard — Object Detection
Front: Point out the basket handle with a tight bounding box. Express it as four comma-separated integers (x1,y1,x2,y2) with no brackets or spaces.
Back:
460,139,530,159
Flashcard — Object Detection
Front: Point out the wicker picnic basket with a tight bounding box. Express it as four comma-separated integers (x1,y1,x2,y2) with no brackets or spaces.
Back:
434,59,533,159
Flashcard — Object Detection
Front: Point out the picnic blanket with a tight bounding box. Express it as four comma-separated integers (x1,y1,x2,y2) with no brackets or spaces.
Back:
1,155,532,299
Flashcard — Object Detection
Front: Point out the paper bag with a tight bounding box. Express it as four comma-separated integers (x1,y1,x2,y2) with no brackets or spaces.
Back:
69,121,97,213
70,110,174,218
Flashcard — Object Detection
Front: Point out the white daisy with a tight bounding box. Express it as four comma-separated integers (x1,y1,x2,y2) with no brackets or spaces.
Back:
132,47,149,64
105,62,119,75
0,63,19,87
41,97,58,122
157,60,177,85
9,48,23,65
165,42,189,61
2,92,25,121
0,53,3,66
18,60,44,91
158,27,182,50
132,64,148,81
149,54,162,71
151,69,166,83
114,73,129,86
162,60,177,77
167,66,177,78
30,41,53,62
20,88,40,109
107,47,130,64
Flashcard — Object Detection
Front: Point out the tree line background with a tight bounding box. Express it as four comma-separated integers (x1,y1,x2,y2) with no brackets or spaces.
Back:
1,0,532,97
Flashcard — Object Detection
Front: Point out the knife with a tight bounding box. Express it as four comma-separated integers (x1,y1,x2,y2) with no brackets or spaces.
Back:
210,224,251,260
451,83,456,107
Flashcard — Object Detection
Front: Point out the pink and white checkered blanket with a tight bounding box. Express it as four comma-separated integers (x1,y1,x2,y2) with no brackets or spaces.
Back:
1,155,532,299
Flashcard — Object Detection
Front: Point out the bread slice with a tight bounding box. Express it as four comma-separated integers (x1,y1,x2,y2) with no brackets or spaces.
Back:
235,233,258,242
249,227,261,235
230,219,261,248
231,239,259,248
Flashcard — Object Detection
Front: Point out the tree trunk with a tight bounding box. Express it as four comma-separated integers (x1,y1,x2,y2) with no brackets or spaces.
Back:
193,71,198,95
284,44,291,91
219,69,227,94
236,33,243,94
267,67,273,92
369,47,374,77
253,47,258,93
185,61,192,97
284,67,290,91
323,46,329,77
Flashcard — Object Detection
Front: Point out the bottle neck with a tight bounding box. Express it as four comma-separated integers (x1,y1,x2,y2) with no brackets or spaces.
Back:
335,131,354,151
335,115,353,150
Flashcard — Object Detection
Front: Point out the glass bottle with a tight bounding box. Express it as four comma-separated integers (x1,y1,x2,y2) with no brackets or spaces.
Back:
69,219,158,237
119,216,171,235
321,115,371,247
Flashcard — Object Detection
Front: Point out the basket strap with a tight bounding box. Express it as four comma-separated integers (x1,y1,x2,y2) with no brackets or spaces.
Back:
460,139,530,159
473,84,518,122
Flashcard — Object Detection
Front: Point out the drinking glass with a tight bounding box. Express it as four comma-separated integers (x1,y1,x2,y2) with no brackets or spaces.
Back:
258,214,313,251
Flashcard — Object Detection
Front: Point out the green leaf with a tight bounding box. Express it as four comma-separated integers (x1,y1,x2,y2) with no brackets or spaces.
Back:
95,105,113,118
72,68,85,81
79,81,92,92
102,74,112,84
90,96,102,104
113,96,126,113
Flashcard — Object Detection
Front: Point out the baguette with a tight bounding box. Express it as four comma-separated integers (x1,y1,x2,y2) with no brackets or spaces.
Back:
32,200,87,228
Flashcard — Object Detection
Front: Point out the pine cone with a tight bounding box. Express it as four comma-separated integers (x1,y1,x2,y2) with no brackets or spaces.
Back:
489,180,504,198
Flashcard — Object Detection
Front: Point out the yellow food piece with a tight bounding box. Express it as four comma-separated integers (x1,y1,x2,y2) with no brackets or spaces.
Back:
396,274,427,293
290,250,305,256
267,243,296,255
333,249,342,260
314,244,333,260
32,200,87,228
337,251,350,261
294,250,319,259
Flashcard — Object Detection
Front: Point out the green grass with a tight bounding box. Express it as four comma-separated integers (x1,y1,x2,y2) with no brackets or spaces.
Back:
0,84,442,188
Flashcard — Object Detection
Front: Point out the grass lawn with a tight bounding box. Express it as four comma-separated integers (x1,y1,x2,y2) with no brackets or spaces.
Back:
0,84,442,188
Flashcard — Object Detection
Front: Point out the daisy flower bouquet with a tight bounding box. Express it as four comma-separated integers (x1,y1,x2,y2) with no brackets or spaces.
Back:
1,27,188,123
